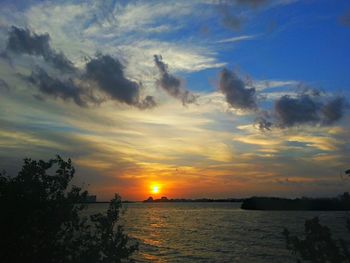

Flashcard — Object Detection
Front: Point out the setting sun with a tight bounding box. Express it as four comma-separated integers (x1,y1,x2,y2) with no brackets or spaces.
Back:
151,185,160,194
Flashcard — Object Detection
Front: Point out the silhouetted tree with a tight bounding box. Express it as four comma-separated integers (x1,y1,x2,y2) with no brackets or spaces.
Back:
0,156,138,263
283,217,350,263
283,169,350,263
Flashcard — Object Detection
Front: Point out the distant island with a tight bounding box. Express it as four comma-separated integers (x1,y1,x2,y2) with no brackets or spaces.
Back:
88,193,350,210
143,196,245,203
241,193,350,211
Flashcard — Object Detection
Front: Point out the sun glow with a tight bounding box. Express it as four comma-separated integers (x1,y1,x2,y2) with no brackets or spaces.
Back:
151,185,160,194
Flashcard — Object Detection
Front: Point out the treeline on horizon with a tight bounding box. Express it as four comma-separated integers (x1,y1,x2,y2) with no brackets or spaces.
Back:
142,194,350,211
143,196,245,203
241,193,350,210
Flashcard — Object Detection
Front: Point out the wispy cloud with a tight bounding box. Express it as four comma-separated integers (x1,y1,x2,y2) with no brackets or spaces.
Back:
22,1,224,74
216,34,258,43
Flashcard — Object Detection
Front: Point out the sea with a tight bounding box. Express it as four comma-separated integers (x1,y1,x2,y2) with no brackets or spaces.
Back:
86,202,349,263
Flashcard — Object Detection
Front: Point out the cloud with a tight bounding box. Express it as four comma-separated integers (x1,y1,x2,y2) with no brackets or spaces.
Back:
275,93,320,127
14,1,226,82
219,68,257,111
274,91,347,128
154,55,197,105
6,26,75,72
123,40,225,74
321,96,348,125
224,78,348,131
2,23,157,109
216,35,257,44
3,26,157,109
215,70,346,130
137,95,157,110
255,111,273,131
101,1,193,34
253,80,298,91
85,54,156,109
256,118,273,131
26,67,88,107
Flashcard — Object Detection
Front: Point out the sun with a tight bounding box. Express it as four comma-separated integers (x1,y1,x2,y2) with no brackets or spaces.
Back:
151,185,160,194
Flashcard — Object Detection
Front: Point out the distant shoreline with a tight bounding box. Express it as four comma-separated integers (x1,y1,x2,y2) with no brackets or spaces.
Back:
81,198,245,204
81,193,350,211
142,197,245,203
241,194,350,211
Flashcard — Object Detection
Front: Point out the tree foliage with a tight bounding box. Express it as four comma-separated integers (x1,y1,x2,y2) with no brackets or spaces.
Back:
0,156,138,263
283,217,350,263
283,169,350,263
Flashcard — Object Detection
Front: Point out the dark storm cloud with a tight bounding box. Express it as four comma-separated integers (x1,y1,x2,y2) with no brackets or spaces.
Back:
6,26,75,72
216,69,346,130
6,26,50,55
321,97,348,125
86,54,156,109
275,94,320,127
256,117,273,131
27,68,87,107
154,55,196,105
219,68,257,111
255,111,273,131
137,95,157,110
274,92,348,128
13,51,155,109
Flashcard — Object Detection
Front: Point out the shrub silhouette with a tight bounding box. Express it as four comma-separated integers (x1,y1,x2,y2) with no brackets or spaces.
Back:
283,217,350,263
0,156,138,263
283,170,350,263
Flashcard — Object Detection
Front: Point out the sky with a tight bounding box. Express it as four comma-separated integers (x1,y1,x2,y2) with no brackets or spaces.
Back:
0,0,350,201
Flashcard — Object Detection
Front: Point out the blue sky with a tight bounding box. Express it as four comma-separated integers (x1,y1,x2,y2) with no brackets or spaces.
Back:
0,0,349,200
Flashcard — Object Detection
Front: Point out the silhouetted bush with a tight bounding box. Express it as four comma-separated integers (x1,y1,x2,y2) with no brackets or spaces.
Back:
283,217,350,263
282,170,350,262
0,156,138,263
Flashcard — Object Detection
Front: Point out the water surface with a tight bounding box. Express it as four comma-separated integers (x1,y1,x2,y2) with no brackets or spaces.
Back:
87,202,349,262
